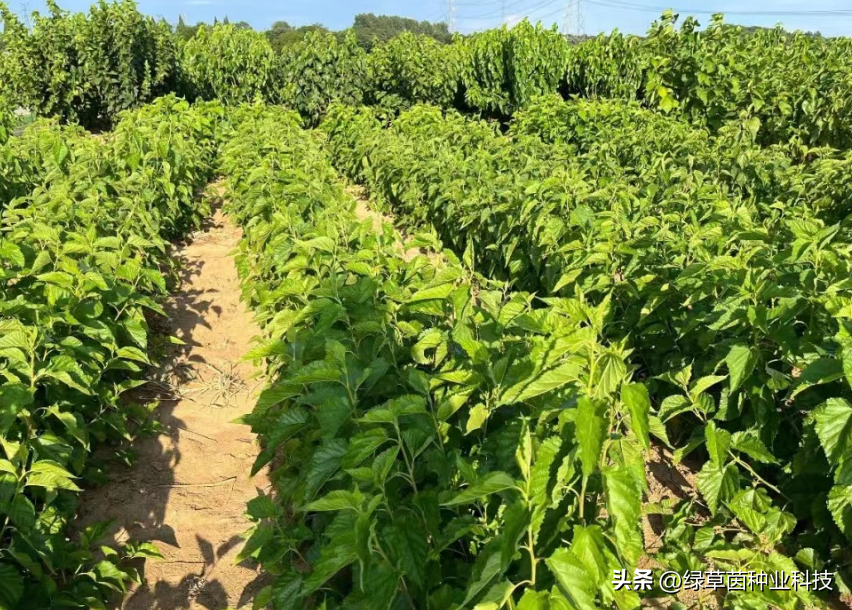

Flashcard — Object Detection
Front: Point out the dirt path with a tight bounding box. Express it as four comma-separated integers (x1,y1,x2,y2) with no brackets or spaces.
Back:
79,202,269,610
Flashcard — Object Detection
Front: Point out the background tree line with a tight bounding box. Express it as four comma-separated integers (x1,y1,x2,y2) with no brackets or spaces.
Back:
173,12,453,52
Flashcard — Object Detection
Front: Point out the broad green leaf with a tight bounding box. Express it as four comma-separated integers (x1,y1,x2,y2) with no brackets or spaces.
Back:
604,466,643,565
593,352,626,398
474,580,515,610
463,551,503,606
828,485,852,540
726,344,757,392
408,283,455,303
499,361,582,405
304,490,362,512
302,533,359,594
0,243,24,267
731,431,777,464
576,397,607,479
304,439,347,501
620,383,650,450
647,415,672,447
815,398,852,466
500,502,529,570
530,436,562,542
466,404,489,433
546,549,597,610
689,375,726,401
696,462,739,514
0,563,24,610
387,516,428,590
657,394,691,422
704,421,731,465
247,495,280,520
517,589,548,610
443,472,518,506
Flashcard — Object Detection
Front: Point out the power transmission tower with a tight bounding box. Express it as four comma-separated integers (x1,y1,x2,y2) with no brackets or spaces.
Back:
20,0,32,28
501,0,507,25
562,0,584,36
447,0,457,32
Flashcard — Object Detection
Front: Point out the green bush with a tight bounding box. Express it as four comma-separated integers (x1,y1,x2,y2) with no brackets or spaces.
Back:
179,24,279,104
366,32,461,115
460,20,570,118
0,95,223,609
279,30,367,126
0,0,177,130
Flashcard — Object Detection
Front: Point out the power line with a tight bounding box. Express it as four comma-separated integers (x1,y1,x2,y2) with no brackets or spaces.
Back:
456,0,562,22
583,0,852,17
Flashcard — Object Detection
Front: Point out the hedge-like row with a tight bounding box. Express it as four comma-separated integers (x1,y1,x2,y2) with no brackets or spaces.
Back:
0,96,222,609
320,102,851,608
10,2,852,150
0,0,177,130
220,105,653,609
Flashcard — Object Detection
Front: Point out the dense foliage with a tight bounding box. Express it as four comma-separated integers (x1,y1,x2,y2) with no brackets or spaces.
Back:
570,11,852,148
174,15,252,42
510,95,852,224
279,31,368,126
0,0,176,130
9,4,852,609
7,1,852,149
222,106,655,610
179,24,279,104
0,96,222,609
351,13,452,50
265,21,332,54
458,22,570,118
320,100,852,608
366,32,461,114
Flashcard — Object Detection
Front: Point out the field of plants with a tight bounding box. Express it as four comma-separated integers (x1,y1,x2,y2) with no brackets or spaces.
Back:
4,1,852,609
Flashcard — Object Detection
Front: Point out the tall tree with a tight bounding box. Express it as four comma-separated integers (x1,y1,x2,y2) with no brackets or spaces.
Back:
351,13,451,49
265,20,330,53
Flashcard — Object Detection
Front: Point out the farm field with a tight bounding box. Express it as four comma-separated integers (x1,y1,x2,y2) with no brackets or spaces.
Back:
4,2,852,610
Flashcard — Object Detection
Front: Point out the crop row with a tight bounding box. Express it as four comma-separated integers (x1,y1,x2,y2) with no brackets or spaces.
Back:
511,96,852,224
0,96,222,609
320,101,852,604
220,106,660,609
6,2,852,150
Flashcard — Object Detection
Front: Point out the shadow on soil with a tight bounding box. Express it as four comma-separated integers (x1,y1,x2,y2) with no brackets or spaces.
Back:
77,206,270,609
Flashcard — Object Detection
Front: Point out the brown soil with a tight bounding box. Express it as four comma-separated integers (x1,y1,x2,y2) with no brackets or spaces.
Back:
641,445,721,610
79,201,269,610
643,444,700,555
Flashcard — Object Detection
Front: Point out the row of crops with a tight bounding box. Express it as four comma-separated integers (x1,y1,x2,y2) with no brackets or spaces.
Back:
5,2,852,147
6,2,852,609
9,90,850,608
310,97,852,608
220,105,652,610
0,96,224,609
198,98,852,610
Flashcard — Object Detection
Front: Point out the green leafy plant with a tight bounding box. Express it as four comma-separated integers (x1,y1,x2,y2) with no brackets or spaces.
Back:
278,30,368,126
0,95,223,609
179,24,279,104
366,32,461,115
222,106,652,609
0,0,177,130
459,20,570,118
321,101,852,607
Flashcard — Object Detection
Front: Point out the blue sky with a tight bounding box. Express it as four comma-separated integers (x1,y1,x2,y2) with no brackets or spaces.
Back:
10,0,852,36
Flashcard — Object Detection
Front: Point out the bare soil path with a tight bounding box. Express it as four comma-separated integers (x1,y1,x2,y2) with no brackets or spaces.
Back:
79,201,269,610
